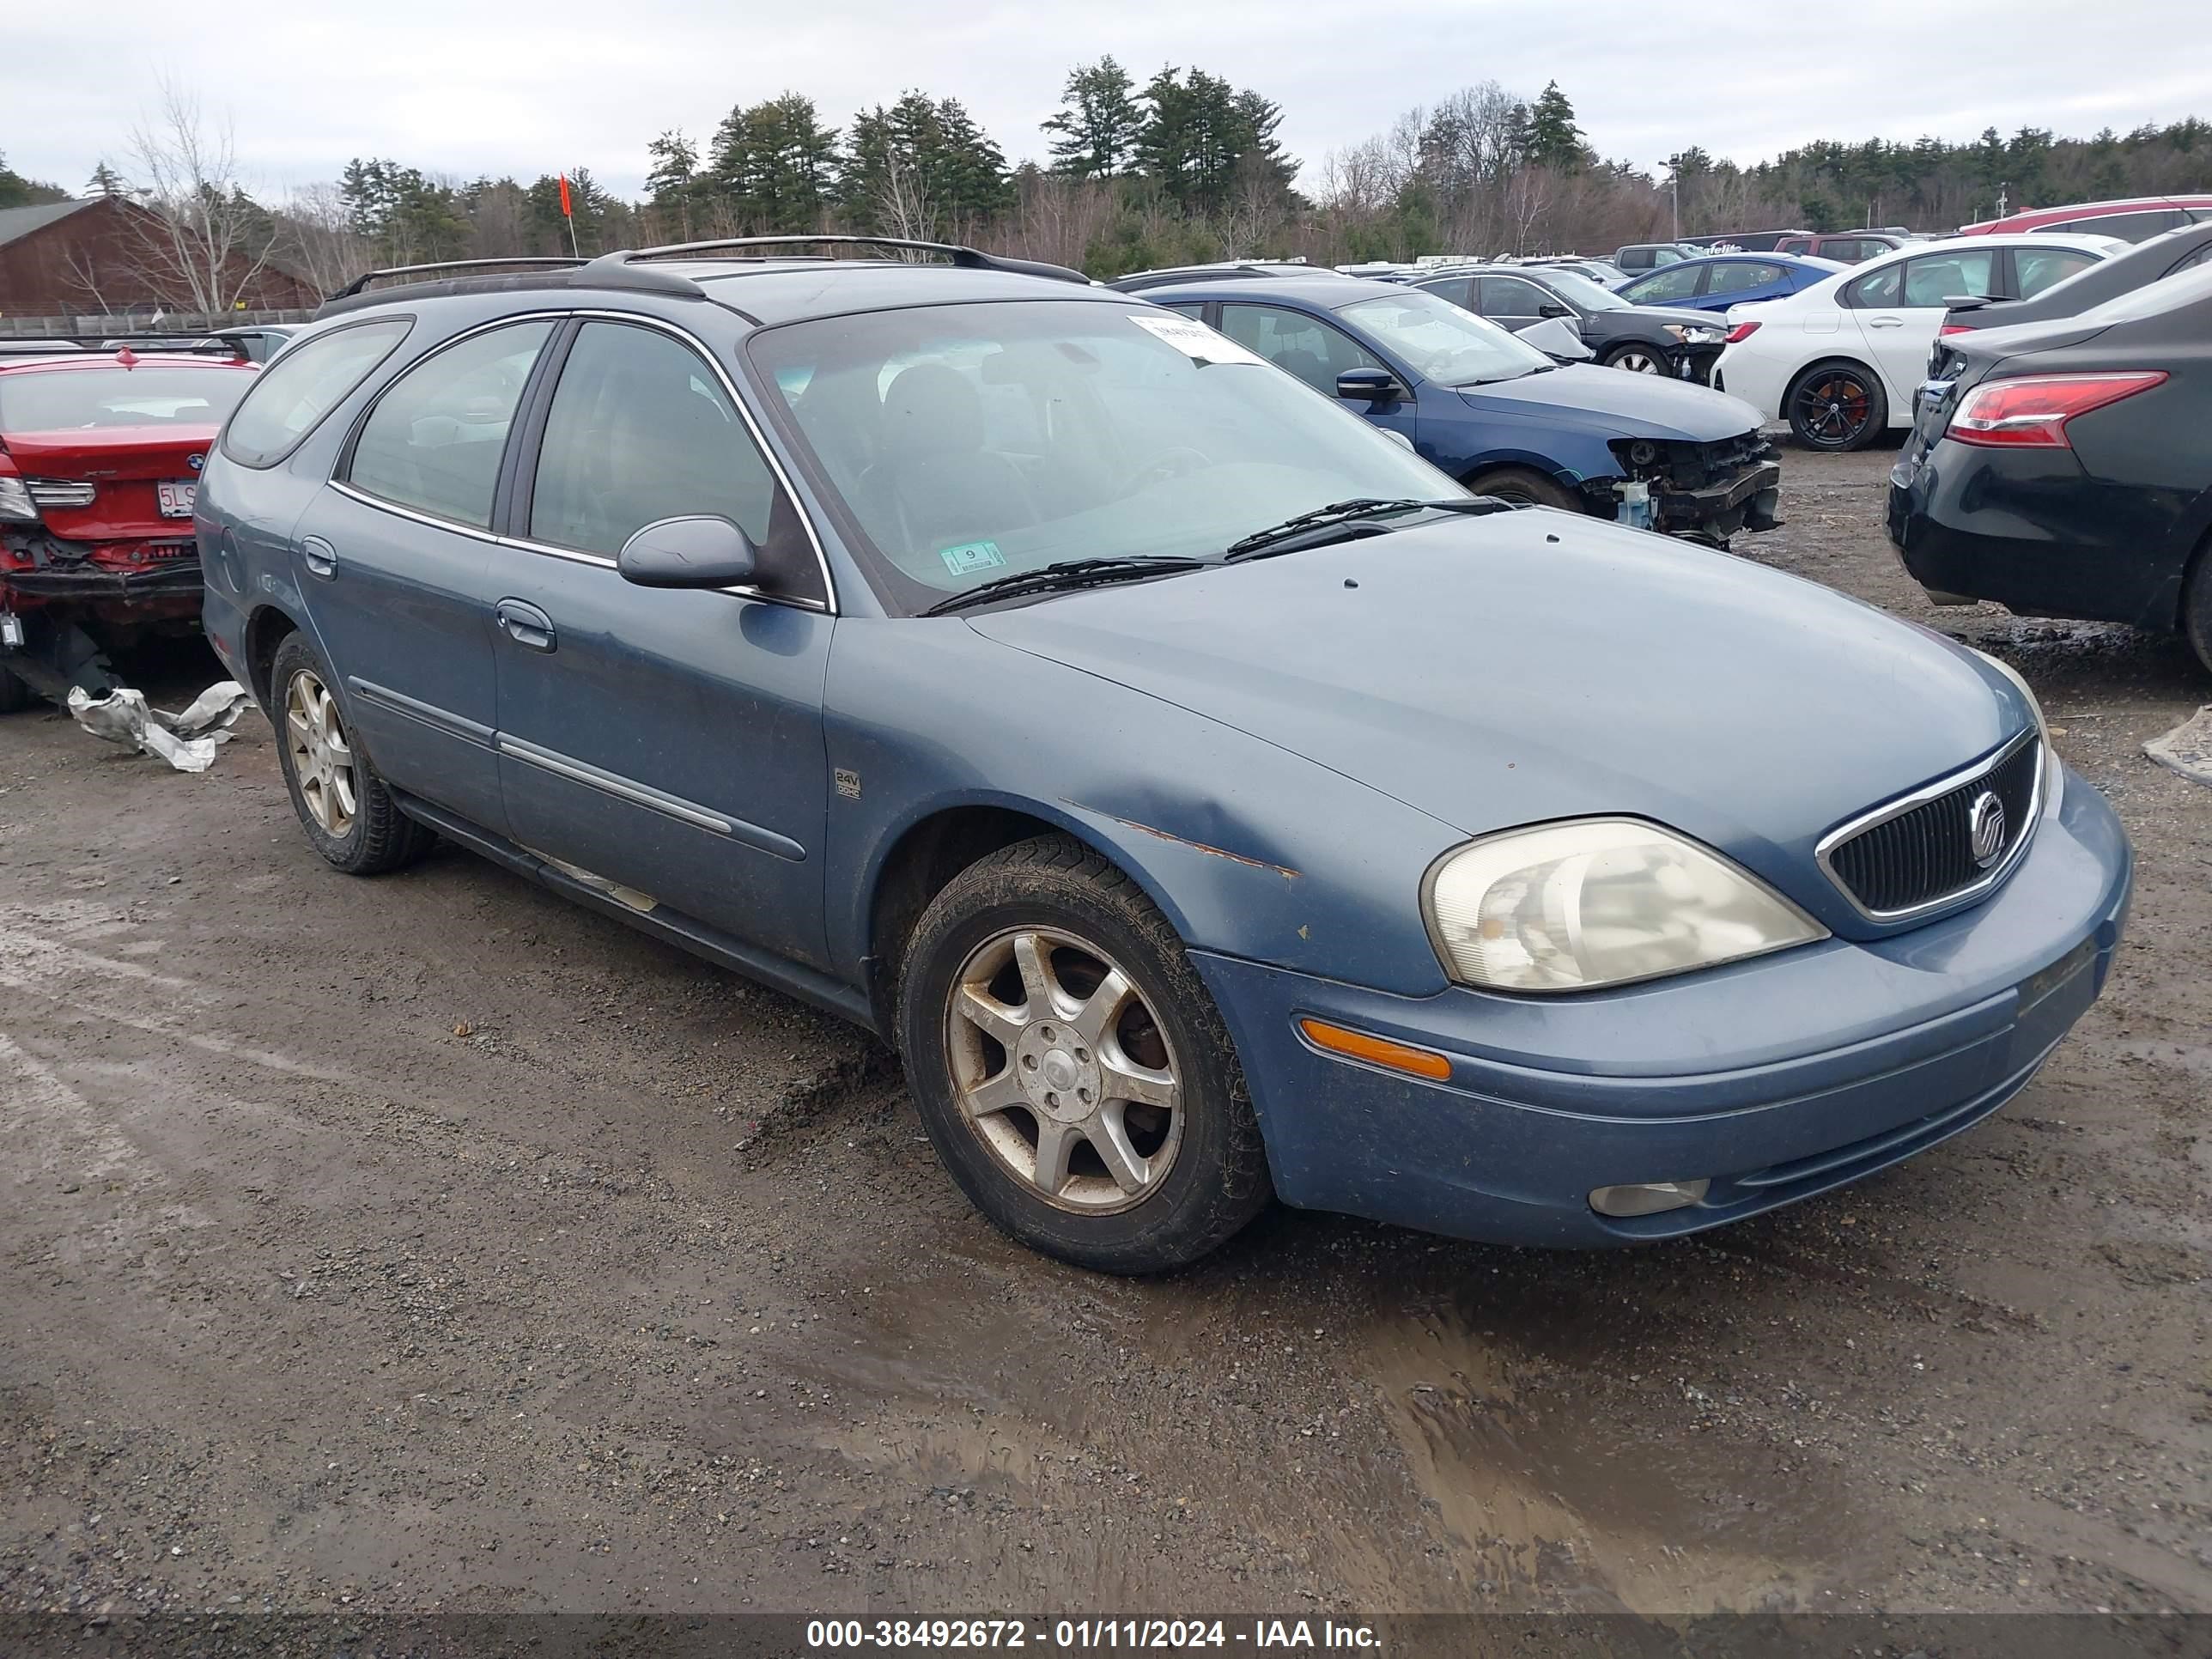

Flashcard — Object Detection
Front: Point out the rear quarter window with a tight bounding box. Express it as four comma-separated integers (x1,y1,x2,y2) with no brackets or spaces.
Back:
222,318,413,468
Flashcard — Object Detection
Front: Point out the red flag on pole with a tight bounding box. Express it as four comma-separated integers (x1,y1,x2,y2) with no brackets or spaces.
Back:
557,173,573,217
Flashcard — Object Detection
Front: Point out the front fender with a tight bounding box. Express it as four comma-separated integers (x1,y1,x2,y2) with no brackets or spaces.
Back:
822,617,1465,997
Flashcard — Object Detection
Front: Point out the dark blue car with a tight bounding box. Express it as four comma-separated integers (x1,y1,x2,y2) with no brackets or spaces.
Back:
1615,252,1846,313
195,238,2131,1274
1133,273,1780,540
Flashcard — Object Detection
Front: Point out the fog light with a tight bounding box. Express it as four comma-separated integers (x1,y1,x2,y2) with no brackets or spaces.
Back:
1589,1178,1710,1218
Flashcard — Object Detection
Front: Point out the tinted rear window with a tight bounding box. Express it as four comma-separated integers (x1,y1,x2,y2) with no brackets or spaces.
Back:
0,366,254,431
222,319,413,468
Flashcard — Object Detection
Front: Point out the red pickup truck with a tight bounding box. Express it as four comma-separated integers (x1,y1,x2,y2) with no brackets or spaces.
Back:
0,345,257,708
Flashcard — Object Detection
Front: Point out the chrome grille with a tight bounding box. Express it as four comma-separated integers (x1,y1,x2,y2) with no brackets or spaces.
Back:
1820,733,2042,919
27,479,96,508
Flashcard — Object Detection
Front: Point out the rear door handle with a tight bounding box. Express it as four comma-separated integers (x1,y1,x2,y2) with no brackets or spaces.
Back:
1867,315,1906,328
300,537,337,580
495,598,556,653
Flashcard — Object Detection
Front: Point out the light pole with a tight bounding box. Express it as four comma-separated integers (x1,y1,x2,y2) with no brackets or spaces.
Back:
1670,171,1679,240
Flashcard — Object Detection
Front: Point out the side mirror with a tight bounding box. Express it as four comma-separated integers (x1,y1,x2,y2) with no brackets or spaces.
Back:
1336,367,1404,401
1518,317,1595,362
1537,301,1574,319
617,516,759,589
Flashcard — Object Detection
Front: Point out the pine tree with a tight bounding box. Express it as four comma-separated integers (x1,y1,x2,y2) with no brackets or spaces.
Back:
708,93,838,231
1525,82,1586,172
87,161,125,198
1042,58,1144,179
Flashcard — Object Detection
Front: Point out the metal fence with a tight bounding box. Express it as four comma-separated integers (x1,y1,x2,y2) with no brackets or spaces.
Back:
0,308,318,337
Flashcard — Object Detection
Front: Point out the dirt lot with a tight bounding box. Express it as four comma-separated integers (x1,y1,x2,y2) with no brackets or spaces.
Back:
2,444,2208,1622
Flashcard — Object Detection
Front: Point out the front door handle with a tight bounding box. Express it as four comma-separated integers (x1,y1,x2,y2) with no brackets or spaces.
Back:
300,537,337,580
495,599,556,653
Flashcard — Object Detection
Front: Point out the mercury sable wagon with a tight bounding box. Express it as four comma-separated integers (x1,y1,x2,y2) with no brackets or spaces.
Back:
197,240,2133,1273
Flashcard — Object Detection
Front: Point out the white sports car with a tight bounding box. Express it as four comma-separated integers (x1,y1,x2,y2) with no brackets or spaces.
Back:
1711,233,2121,450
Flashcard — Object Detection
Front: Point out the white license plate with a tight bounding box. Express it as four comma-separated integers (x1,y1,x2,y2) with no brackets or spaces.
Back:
156,480,196,518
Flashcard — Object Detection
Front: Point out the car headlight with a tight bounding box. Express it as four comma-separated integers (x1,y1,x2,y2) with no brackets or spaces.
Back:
1973,649,2064,817
0,477,38,521
1423,817,1828,994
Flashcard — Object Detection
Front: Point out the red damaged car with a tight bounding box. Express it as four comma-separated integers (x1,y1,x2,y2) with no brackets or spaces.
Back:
0,345,258,709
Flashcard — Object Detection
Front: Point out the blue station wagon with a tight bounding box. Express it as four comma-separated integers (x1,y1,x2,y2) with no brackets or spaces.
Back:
197,238,2132,1273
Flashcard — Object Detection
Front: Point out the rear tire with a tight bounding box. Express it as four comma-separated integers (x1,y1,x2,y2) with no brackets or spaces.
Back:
270,632,434,876
896,834,1272,1273
1786,360,1887,452
2185,541,2212,678
1465,466,1583,513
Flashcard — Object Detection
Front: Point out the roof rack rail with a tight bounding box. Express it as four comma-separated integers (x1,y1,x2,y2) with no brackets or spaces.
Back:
0,332,247,358
607,234,1090,287
317,253,706,317
1109,263,1336,293
328,257,589,301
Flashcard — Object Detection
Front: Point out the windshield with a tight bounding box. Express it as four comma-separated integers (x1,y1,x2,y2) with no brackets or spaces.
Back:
750,300,1458,612
1333,289,1553,386
1540,270,1627,311
0,365,253,430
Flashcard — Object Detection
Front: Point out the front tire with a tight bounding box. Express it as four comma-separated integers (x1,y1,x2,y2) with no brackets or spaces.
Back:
1787,360,1887,452
270,632,434,876
1465,465,1583,513
1605,343,1670,375
896,835,1272,1273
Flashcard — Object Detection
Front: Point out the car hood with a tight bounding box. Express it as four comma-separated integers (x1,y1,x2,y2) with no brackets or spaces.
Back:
968,512,2028,931
1454,363,1761,440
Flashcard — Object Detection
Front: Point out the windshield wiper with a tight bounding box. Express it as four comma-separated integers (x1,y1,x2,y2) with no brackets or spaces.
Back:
921,556,1209,616
1222,496,1512,562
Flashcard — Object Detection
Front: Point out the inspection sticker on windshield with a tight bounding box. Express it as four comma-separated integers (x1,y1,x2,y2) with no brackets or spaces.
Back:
939,540,1006,575
1126,311,1263,366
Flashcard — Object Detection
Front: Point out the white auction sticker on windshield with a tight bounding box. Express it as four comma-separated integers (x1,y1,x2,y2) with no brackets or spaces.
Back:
1126,311,1263,366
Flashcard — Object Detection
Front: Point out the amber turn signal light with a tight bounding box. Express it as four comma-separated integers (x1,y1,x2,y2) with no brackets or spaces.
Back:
1297,1018,1454,1081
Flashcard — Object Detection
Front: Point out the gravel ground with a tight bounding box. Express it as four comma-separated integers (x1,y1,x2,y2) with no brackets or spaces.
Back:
1,443,2207,1620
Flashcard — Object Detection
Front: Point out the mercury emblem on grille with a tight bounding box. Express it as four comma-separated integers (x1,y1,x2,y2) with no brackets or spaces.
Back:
1967,790,2008,868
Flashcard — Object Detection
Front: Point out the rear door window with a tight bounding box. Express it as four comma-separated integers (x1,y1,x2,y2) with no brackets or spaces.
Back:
2052,210,2180,242
343,321,551,528
2014,246,2101,297
1625,263,1705,303
222,319,413,467
1705,261,1784,295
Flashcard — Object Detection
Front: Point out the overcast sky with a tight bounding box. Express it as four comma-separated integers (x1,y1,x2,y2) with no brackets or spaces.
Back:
9,0,2210,203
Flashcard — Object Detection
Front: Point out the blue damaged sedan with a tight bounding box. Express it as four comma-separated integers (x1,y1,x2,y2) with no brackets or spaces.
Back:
197,238,2132,1274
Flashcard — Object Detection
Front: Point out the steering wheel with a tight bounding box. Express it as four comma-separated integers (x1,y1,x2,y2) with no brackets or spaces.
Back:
1121,446,1212,495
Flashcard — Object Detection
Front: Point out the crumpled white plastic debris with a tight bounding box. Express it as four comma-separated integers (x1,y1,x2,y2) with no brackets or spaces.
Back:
2144,704,2212,787
66,680,252,774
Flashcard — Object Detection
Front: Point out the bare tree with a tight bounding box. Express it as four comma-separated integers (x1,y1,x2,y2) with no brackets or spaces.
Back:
121,84,280,315
877,149,938,244
272,182,363,299
62,246,118,317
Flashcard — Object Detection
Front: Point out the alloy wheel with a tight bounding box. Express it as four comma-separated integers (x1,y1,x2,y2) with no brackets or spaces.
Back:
944,927,1184,1213
1613,347,1666,374
1794,371,1875,446
285,668,357,838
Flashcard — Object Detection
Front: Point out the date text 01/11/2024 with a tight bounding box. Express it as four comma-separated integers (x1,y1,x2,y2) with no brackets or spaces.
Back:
804,1619,1382,1650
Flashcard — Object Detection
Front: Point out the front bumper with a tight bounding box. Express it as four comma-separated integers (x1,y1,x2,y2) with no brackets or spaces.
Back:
1655,459,1781,538
1191,772,2131,1248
